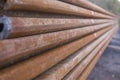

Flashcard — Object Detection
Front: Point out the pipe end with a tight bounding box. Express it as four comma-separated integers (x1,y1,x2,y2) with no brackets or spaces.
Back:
0,16,12,39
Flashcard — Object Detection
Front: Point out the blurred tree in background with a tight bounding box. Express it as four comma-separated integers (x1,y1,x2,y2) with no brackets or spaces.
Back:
90,0,120,23
90,0,120,15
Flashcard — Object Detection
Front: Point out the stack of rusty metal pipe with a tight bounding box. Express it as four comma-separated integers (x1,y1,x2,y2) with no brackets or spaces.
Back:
0,0,118,80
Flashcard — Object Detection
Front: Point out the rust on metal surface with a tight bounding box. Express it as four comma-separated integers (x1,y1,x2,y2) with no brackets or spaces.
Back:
0,0,117,80
0,27,112,80
0,16,111,39
78,27,117,80
34,29,113,80
78,40,113,80
0,23,112,67
61,0,115,17
62,28,114,80
4,0,112,19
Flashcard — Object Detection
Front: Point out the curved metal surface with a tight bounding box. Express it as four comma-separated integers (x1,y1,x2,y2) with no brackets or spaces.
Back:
4,0,112,19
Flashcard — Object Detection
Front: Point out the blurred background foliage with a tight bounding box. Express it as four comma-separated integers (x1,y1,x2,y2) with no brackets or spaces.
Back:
90,0,120,23
90,0,120,14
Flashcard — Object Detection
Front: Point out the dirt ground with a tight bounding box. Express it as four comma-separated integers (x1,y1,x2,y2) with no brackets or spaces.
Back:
88,29,120,80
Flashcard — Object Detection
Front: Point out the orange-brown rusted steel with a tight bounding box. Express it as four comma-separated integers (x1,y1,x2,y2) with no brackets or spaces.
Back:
78,26,117,80
78,45,109,80
0,0,117,80
0,23,113,67
62,28,115,80
76,32,115,80
0,16,111,39
0,27,112,80
4,0,112,19
61,0,115,17
34,29,113,80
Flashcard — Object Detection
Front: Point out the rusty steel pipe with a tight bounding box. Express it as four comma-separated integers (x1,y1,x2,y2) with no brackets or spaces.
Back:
0,27,111,80
0,16,111,39
4,0,112,19
78,27,117,80
78,49,109,80
62,28,114,80
60,0,115,17
34,29,113,80
0,23,113,67
78,38,114,80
